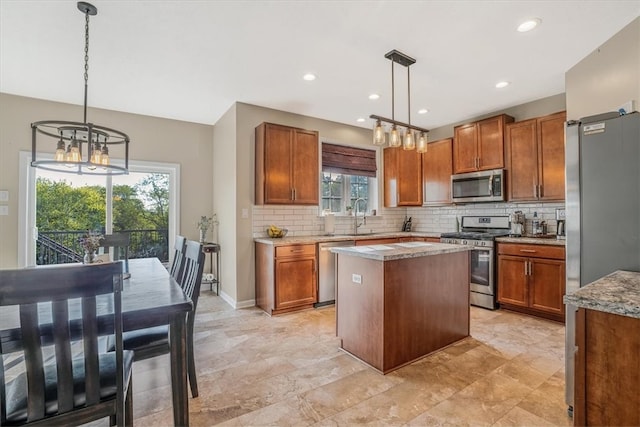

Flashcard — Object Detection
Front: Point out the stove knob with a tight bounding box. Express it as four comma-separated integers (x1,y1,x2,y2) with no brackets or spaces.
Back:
462,240,467,245
481,241,486,246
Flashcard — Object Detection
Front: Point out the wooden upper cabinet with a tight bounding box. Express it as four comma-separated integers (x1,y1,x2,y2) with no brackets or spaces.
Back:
537,112,566,201
422,138,453,205
384,147,422,207
255,123,319,205
453,114,514,174
506,111,566,202
452,124,478,173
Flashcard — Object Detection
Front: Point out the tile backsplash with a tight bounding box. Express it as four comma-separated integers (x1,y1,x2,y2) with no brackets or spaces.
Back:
253,202,565,237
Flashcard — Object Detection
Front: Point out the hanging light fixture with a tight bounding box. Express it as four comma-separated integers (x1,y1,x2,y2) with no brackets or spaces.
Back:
31,2,129,175
370,50,429,151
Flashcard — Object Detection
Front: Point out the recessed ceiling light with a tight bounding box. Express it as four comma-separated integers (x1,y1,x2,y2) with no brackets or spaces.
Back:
369,93,380,100
418,108,429,114
303,73,317,81
517,18,541,32
356,118,366,123
495,81,510,89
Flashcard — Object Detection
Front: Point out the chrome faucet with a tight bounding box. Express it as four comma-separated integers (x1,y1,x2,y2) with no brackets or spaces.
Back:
353,198,367,235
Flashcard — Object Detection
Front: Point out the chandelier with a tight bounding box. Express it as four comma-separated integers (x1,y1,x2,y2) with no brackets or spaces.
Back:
370,50,429,153
31,2,130,175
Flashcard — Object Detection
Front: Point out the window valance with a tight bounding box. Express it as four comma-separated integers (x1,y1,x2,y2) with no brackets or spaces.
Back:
321,143,377,177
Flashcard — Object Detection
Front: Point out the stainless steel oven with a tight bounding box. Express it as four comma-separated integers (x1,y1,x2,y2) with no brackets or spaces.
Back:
440,215,510,309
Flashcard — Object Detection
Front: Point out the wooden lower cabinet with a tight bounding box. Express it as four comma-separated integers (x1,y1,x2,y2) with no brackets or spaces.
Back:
255,242,317,315
574,308,640,426
497,243,565,322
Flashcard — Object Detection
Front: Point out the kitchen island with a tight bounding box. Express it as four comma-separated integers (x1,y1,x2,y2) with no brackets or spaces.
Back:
564,270,640,426
331,242,471,374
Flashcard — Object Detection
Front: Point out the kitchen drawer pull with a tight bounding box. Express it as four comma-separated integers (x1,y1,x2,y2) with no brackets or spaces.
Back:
519,249,537,253
290,249,305,253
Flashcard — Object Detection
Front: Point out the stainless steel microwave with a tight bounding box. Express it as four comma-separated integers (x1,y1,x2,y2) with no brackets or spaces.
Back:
451,169,505,203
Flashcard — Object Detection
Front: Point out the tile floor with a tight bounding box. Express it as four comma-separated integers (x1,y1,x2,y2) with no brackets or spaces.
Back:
124,293,573,426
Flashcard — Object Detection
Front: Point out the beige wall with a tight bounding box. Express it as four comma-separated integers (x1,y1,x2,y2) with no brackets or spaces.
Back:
212,103,237,302
0,93,214,268
566,17,640,120
214,102,374,306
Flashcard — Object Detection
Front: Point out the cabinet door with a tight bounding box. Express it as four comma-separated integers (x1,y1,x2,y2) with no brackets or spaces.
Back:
384,147,422,207
497,255,528,307
292,129,319,204
537,112,566,201
453,123,478,173
263,124,293,204
529,257,565,315
275,256,317,309
398,147,422,206
422,138,452,205
477,115,512,170
506,119,539,201
383,147,399,207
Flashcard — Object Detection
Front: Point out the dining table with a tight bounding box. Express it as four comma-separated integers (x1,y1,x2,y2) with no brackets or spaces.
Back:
0,258,193,427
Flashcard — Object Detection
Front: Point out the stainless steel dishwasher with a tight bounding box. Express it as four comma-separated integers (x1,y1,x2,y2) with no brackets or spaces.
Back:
316,240,355,307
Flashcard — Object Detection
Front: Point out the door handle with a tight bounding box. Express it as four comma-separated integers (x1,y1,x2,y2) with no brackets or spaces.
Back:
488,174,494,196
524,261,528,276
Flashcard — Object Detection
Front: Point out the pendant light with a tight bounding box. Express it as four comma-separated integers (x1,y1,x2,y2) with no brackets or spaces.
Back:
30,2,130,175
416,131,428,153
370,50,429,150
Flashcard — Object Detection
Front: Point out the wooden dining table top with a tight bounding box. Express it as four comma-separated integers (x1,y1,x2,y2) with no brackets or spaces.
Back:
0,258,193,350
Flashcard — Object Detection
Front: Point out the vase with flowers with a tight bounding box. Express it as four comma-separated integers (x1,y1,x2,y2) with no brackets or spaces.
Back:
79,231,104,264
197,214,218,243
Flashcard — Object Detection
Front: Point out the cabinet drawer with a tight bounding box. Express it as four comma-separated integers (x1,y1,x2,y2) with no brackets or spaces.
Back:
498,243,565,260
275,244,316,258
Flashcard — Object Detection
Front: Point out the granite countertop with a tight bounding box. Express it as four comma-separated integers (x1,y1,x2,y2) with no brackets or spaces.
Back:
255,232,566,246
254,232,441,246
564,270,640,319
496,236,566,246
330,241,472,261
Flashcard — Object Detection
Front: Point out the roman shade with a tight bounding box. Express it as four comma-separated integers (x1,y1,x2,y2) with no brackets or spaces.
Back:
321,143,377,177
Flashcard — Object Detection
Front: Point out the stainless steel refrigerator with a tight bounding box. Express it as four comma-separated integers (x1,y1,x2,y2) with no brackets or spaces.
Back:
564,111,640,413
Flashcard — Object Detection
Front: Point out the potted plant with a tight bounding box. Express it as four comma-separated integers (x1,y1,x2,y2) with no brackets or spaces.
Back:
197,214,218,243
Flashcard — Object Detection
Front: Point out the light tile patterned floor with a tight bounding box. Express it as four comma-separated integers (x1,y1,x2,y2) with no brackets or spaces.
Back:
120,293,572,426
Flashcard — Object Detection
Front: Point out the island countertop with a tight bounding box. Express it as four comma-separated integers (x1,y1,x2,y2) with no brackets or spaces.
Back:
564,270,640,319
330,241,471,261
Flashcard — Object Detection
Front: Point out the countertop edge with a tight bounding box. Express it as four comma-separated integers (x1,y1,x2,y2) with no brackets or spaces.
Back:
255,233,566,246
563,270,640,319
330,243,472,261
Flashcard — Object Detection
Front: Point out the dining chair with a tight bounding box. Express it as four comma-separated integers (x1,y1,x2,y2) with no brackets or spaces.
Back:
169,235,187,281
107,239,205,398
0,262,133,426
100,232,131,274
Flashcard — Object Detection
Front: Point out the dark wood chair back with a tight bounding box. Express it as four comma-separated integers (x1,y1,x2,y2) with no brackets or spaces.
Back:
0,262,130,426
100,232,131,271
169,235,187,281
179,240,205,312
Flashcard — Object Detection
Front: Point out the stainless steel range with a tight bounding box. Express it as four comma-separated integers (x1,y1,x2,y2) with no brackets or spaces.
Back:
440,216,510,309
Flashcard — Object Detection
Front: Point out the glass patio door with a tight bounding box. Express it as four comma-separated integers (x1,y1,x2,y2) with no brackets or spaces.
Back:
19,152,179,267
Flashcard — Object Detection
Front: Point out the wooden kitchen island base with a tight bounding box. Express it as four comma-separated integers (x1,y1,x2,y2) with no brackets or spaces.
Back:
335,245,470,374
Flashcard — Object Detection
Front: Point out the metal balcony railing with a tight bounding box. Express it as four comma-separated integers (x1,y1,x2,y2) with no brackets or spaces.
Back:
36,229,169,265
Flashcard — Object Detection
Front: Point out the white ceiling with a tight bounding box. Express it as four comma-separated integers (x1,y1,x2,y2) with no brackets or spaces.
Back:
2,1,639,131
